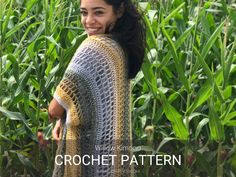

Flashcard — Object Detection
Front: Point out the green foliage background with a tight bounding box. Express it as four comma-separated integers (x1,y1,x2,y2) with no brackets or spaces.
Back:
0,0,236,176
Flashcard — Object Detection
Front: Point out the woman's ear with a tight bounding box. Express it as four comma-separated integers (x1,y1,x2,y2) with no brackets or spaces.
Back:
117,2,124,18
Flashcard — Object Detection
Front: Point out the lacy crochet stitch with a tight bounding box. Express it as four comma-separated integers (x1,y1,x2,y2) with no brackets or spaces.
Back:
52,35,133,177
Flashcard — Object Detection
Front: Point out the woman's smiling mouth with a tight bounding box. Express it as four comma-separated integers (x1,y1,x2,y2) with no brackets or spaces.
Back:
86,28,101,35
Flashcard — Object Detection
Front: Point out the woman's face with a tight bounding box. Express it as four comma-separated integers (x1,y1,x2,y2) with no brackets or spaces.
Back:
80,0,120,36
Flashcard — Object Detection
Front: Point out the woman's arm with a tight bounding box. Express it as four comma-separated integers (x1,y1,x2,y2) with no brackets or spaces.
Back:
48,98,65,120
48,98,65,142
52,119,61,142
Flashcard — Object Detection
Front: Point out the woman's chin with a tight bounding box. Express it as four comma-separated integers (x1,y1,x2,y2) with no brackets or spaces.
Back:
88,33,97,36
86,31,103,36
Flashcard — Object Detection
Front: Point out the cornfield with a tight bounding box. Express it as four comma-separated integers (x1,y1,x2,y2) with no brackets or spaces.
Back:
0,0,236,176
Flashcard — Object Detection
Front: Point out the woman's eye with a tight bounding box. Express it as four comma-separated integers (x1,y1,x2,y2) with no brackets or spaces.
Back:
80,11,87,16
94,11,104,16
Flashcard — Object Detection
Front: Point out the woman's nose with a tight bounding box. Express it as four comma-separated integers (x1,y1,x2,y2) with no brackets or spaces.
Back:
86,14,95,25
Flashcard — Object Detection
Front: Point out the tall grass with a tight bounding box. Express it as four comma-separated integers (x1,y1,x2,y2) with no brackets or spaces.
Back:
0,0,85,176
0,0,236,176
133,0,236,176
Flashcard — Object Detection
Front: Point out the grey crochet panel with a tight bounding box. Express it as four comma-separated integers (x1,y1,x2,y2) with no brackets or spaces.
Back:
52,35,133,177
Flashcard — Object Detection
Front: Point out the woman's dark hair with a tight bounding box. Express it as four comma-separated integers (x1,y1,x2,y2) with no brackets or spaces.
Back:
104,0,146,79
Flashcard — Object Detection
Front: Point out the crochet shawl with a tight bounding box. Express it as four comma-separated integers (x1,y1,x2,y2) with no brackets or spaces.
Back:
52,35,133,177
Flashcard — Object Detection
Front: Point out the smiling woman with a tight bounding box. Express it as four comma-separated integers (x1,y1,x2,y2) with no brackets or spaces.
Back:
80,0,122,36
48,0,146,176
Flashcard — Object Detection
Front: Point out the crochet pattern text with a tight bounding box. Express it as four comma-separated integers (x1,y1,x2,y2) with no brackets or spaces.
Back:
55,154,182,166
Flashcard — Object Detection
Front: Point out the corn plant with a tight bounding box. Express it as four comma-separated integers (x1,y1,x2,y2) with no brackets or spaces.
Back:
132,0,236,176
1,0,236,176
0,0,85,176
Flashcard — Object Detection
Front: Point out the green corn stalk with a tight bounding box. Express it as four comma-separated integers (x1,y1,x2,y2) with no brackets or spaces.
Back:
0,0,8,174
160,91,189,140
186,65,224,117
223,37,236,89
161,25,191,92
185,0,202,130
140,2,159,129
209,95,225,177
209,97,225,142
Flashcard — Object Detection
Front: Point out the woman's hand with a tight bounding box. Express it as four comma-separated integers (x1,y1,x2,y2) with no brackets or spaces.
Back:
52,119,61,142
48,98,65,143
48,98,65,121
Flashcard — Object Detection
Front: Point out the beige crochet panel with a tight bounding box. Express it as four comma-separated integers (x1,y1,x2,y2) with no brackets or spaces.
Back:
52,35,133,177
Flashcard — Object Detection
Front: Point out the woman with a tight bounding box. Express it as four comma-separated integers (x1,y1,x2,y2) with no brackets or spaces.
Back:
48,0,146,176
